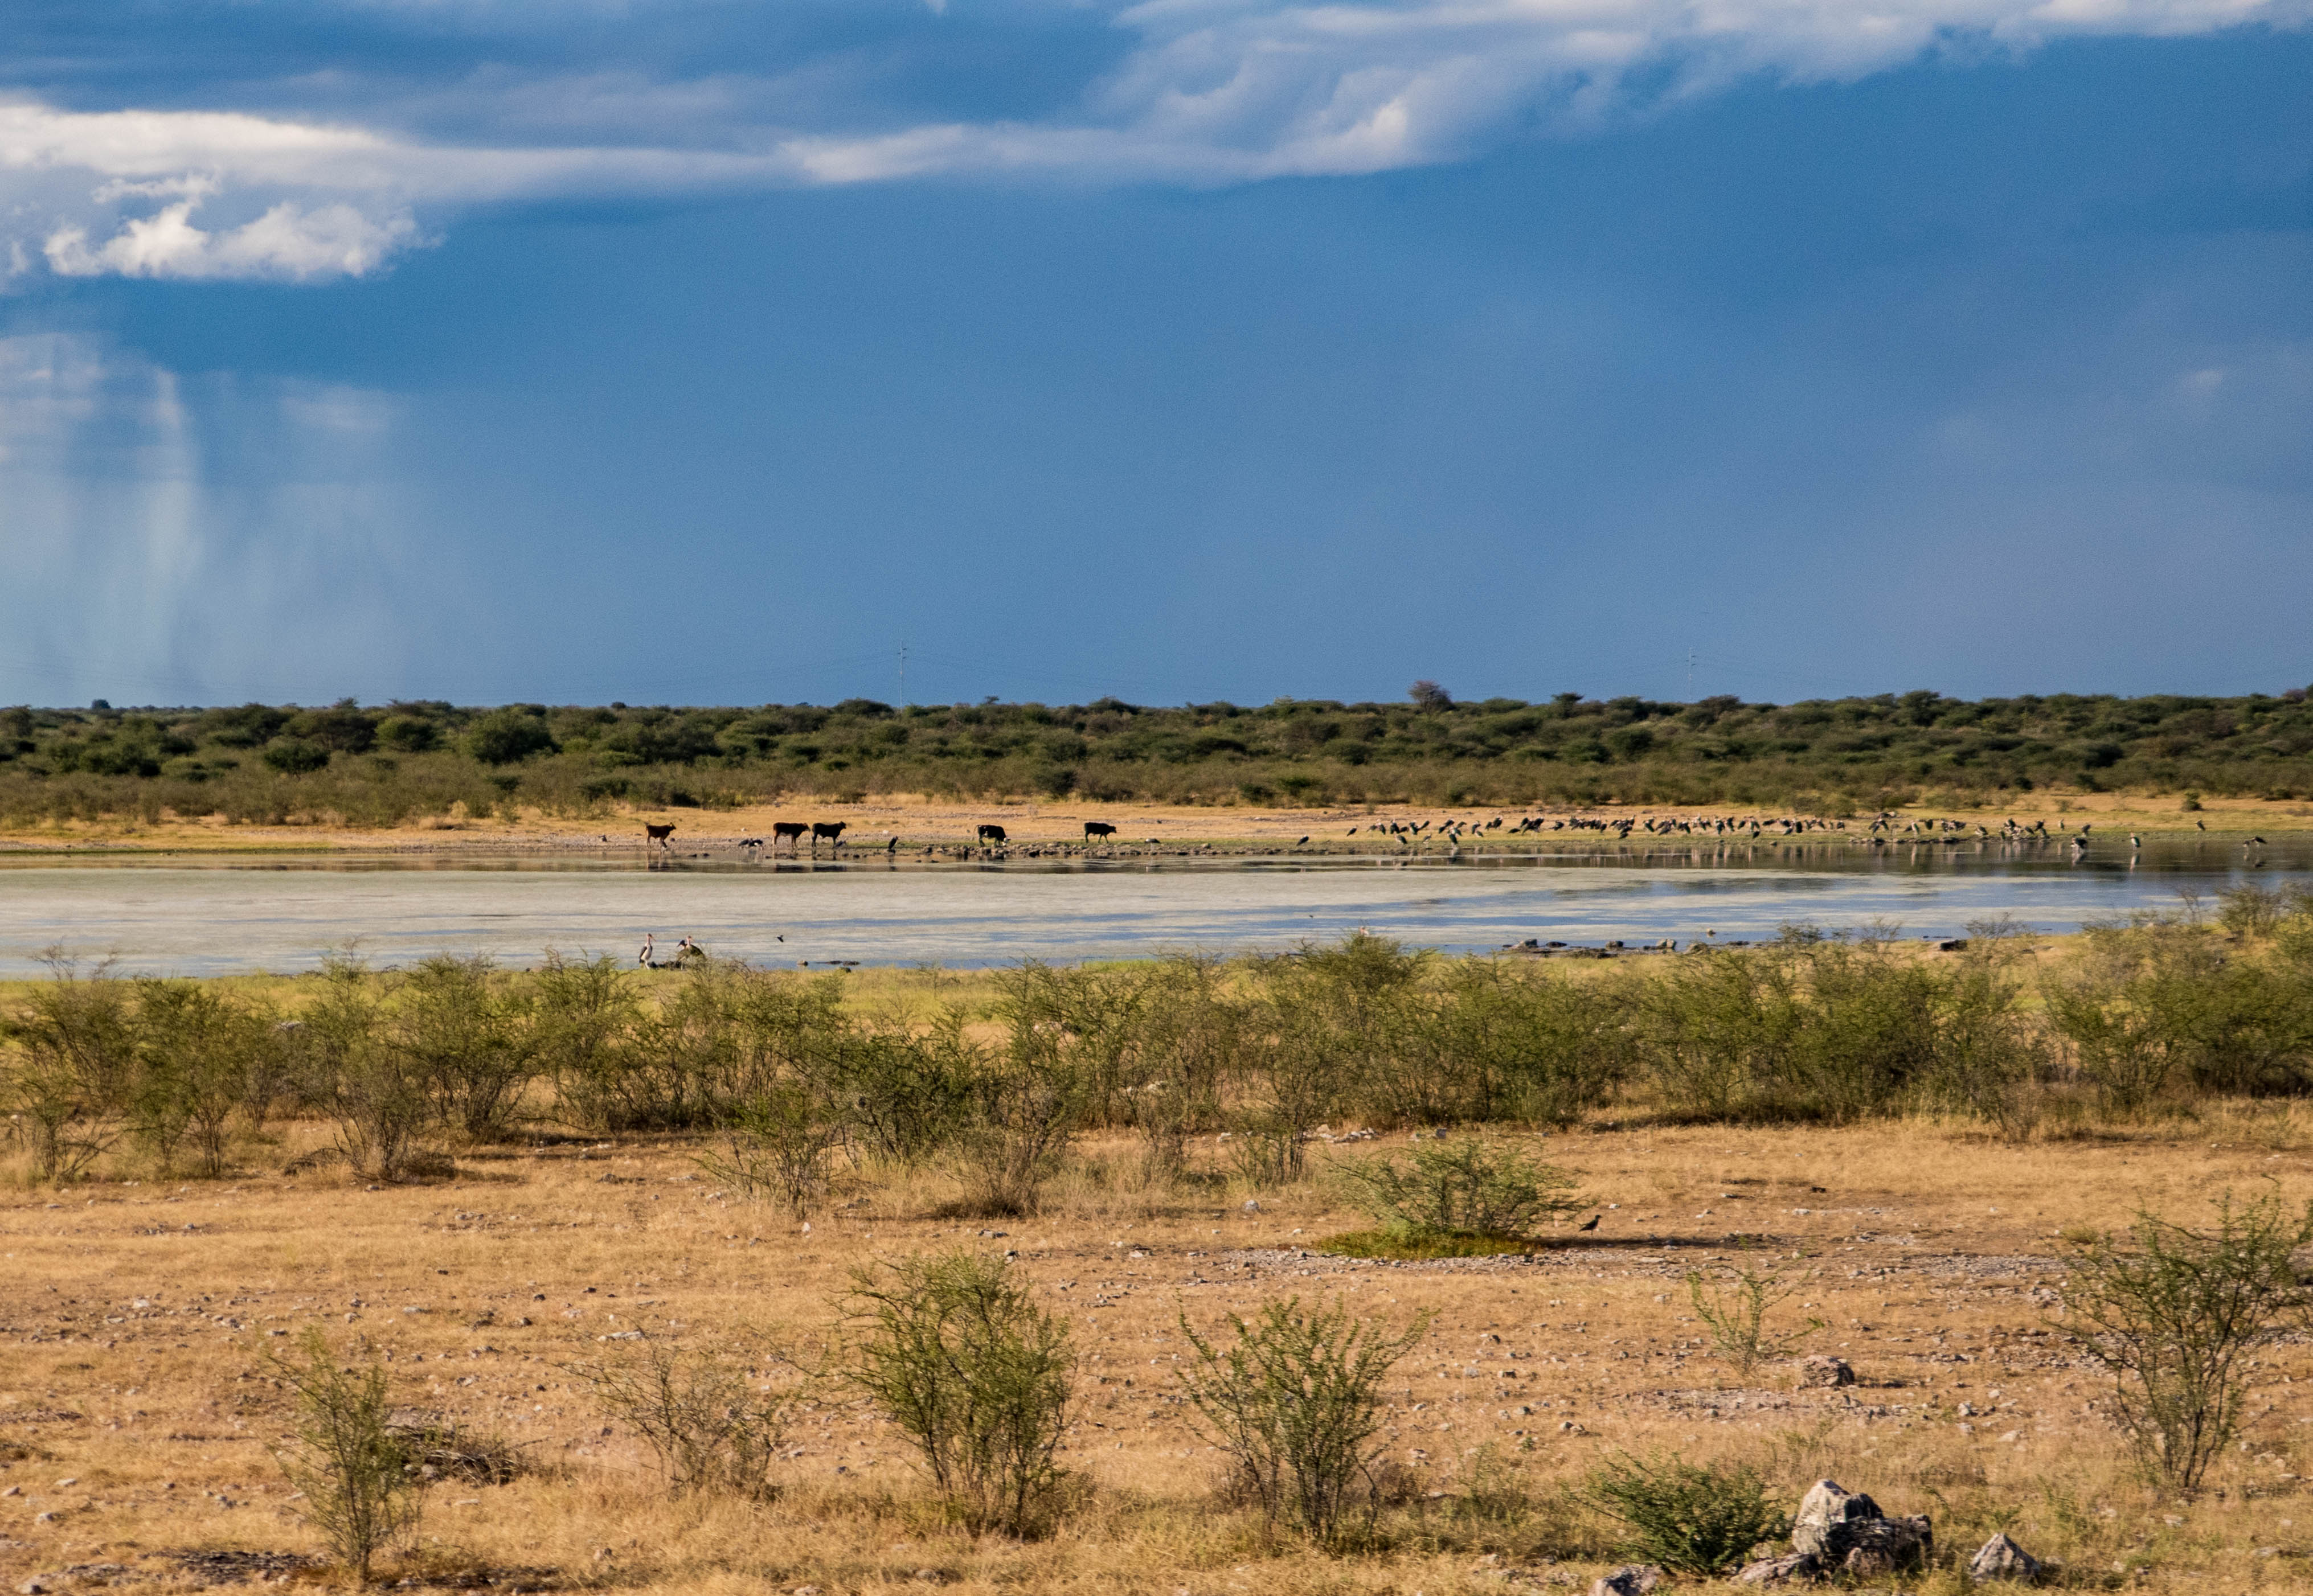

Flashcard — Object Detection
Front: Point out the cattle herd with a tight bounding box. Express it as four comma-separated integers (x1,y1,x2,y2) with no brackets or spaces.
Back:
644,817,1177,853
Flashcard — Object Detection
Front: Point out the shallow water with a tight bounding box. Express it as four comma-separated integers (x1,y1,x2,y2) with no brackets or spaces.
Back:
3,838,2308,977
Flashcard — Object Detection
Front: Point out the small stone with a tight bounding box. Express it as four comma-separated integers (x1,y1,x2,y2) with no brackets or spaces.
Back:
1734,1552,1823,1586
1589,1565,1663,1596
1797,1356,1855,1389
1242,1200,1260,1212
1969,1532,2045,1583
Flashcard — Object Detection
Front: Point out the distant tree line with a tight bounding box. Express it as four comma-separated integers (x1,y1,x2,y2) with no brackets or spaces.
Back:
2,683,2310,825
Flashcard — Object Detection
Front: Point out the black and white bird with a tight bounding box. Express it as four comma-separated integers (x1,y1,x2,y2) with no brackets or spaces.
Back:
1577,1214,1600,1232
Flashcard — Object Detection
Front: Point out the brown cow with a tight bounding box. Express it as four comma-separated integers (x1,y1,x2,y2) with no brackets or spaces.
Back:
644,823,676,848
772,821,808,850
812,822,848,848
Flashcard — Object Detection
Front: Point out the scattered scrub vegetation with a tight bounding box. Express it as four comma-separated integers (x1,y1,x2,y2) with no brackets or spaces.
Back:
843,1250,1076,1536
2062,1192,2313,1491
1332,1135,1585,1244
1177,1296,1428,1545
268,1329,424,1581
1582,1452,1792,1574
13,891,2313,1187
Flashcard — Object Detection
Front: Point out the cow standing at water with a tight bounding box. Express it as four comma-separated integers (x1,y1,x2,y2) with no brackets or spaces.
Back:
644,823,676,849
812,822,848,850
978,824,1007,844
1084,822,1116,840
772,822,808,851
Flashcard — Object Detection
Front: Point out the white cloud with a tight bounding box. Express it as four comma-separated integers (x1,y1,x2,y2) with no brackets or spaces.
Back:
44,197,419,281
0,0,2306,282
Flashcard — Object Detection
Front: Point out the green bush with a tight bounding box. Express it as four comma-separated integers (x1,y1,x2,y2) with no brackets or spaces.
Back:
129,979,275,1177
1582,1452,1790,1574
1,957,135,1183
844,1250,1075,1536
2063,1192,2313,1491
291,958,435,1179
269,1329,423,1581
1177,1295,1427,1544
391,954,539,1141
1333,1135,1585,1240
949,1020,1082,1217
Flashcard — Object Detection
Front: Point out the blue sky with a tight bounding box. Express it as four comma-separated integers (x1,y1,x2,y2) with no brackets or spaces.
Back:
0,1,2307,709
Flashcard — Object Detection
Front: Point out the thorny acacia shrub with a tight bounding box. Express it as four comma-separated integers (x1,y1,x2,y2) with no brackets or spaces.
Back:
1177,1295,1428,1545
844,1250,1075,1536
574,1334,795,1499
1582,1452,1791,1574
1685,1246,1822,1378
268,1329,423,1582
1333,1136,1585,1240
2063,1192,2313,1492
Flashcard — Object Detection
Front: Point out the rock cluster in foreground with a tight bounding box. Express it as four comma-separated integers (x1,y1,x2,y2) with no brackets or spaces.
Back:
1733,1479,2042,1585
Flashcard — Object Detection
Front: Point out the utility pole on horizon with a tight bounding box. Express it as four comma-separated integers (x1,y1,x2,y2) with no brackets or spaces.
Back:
898,643,907,708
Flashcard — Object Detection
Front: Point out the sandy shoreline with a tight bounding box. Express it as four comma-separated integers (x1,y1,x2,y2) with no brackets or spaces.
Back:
0,789,2306,855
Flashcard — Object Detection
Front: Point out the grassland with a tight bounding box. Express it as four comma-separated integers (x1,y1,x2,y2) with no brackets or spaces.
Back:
6,690,2313,839
8,918,2313,1591
9,1117,2313,1594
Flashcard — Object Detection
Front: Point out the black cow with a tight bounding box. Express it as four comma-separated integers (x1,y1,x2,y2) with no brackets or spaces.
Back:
643,823,676,848
978,823,1008,844
772,821,809,850
812,822,848,847
1084,821,1116,840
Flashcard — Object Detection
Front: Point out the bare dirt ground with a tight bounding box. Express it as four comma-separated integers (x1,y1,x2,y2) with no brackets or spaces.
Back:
6,1118,2313,1593
2,791,2305,855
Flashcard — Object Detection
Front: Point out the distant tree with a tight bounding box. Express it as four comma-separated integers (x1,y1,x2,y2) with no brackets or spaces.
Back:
374,716,440,753
1409,680,1452,712
263,738,331,774
290,700,378,753
466,709,557,766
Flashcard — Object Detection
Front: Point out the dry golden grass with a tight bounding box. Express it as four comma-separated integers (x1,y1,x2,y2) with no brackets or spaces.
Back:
9,1114,2313,1592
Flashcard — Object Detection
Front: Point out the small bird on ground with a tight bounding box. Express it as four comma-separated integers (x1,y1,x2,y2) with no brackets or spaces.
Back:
1577,1215,1600,1232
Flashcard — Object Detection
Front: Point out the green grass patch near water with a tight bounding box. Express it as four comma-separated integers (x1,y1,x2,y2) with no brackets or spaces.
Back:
1318,1228,1541,1261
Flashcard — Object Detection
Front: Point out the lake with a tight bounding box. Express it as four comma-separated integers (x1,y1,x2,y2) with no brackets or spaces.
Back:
2,836,2307,977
